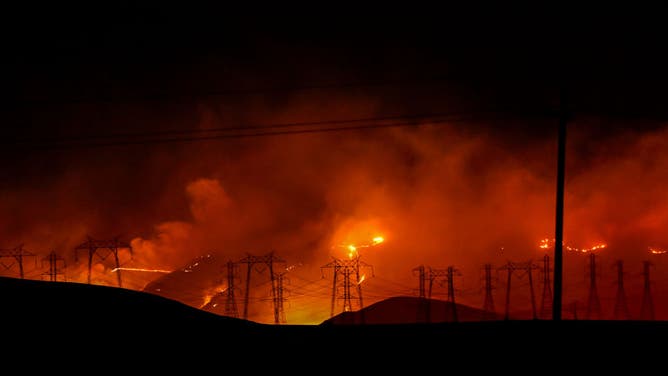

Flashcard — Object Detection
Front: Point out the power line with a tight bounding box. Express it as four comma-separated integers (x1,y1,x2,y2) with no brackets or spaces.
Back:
8,108,555,151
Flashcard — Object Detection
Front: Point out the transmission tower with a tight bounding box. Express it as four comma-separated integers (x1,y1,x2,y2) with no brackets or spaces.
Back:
0,245,35,279
585,253,601,319
321,255,374,318
425,268,449,299
540,255,553,319
613,260,630,320
74,237,132,287
413,265,430,323
482,264,495,319
41,251,66,282
498,260,539,320
275,272,288,324
418,266,460,322
414,265,427,298
224,260,239,318
640,260,654,320
237,252,286,323
446,266,461,322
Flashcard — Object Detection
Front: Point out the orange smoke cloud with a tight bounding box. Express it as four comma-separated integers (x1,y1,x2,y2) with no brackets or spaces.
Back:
4,101,668,322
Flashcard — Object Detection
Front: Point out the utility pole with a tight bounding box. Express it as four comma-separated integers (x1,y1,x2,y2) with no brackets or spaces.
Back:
74,237,132,287
540,255,553,319
41,251,66,282
482,264,496,320
586,254,601,320
640,261,654,320
0,245,35,279
613,260,630,320
237,252,286,323
553,87,568,321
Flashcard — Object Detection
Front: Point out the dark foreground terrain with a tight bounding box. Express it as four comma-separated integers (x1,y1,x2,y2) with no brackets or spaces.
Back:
2,277,665,370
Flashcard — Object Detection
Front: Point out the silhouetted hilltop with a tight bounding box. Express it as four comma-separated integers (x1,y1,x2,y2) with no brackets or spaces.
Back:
3,276,668,368
323,296,501,324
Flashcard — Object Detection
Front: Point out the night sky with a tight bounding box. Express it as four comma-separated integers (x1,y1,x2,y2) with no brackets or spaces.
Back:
2,9,668,322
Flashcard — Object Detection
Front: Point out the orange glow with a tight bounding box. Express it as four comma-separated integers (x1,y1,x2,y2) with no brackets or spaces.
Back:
649,247,667,254
110,267,171,273
357,274,366,285
372,236,384,245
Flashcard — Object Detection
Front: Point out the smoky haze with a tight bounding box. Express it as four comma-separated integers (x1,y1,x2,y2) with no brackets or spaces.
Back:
2,88,668,322
3,16,668,322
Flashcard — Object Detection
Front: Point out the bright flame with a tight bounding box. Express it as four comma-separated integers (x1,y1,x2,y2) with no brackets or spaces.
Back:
347,244,357,259
201,294,214,308
200,286,227,308
110,267,171,273
339,235,385,258
649,247,668,255
357,274,366,285
539,238,550,249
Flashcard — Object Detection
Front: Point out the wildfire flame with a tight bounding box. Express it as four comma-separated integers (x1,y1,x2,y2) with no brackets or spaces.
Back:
200,286,227,308
110,267,171,273
538,238,607,253
570,244,607,253
357,274,366,285
649,247,667,255
347,244,357,259
339,235,385,258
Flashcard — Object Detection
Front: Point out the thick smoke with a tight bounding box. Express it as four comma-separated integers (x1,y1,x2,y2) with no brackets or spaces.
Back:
2,94,668,322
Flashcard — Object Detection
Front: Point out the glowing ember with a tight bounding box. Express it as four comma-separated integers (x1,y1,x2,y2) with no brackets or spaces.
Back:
110,267,171,273
357,274,366,285
285,263,303,271
649,247,668,255
372,236,384,245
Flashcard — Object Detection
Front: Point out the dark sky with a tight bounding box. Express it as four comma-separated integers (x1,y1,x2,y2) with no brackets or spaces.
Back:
2,10,668,143
4,10,668,120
